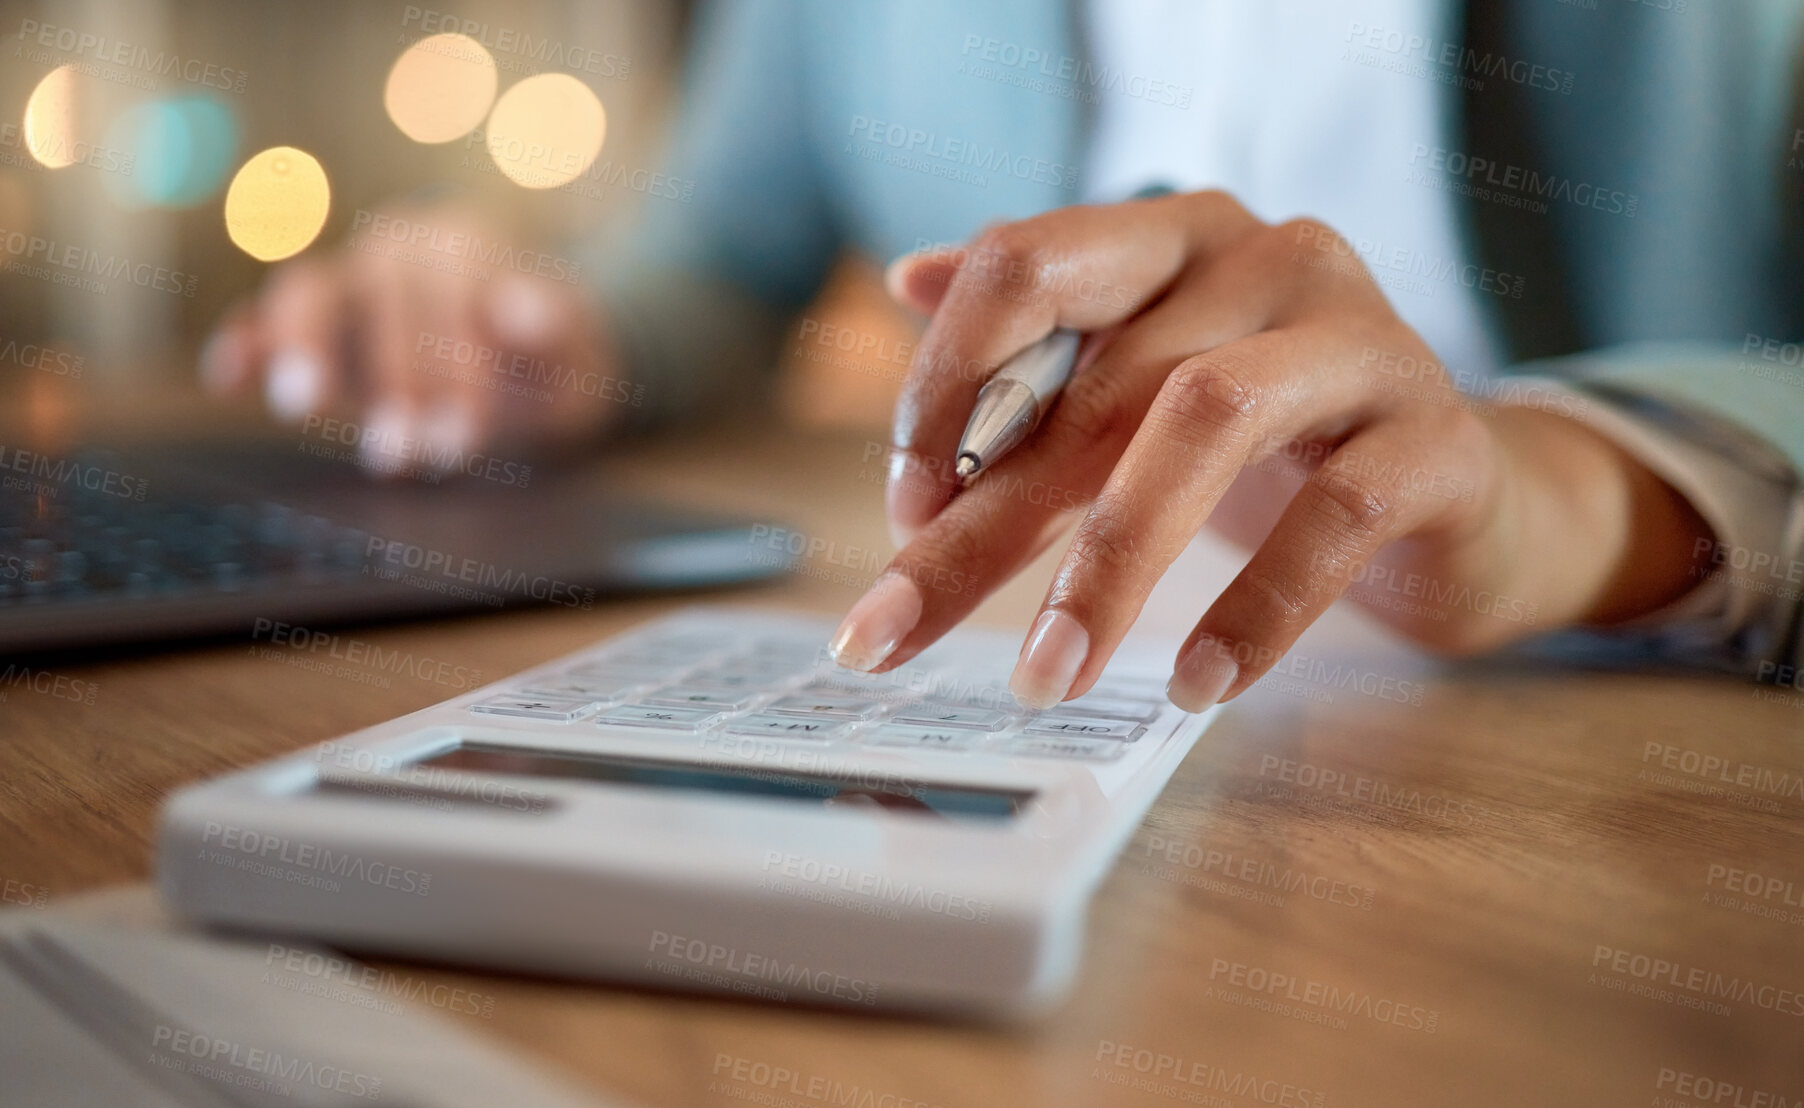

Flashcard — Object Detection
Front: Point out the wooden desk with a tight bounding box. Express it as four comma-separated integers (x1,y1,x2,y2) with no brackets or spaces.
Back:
4,425,1802,1107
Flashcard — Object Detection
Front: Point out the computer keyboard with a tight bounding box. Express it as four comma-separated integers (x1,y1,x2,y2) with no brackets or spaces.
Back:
460,620,1167,762
0,440,794,653
0,471,369,604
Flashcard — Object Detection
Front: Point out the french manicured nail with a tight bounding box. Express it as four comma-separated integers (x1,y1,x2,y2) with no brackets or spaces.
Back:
489,276,557,347
358,401,411,471
265,348,321,421
830,573,923,672
1010,609,1089,711
420,401,474,464
1167,648,1238,712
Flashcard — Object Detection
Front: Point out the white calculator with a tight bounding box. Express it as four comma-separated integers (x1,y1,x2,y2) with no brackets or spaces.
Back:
158,607,1218,1018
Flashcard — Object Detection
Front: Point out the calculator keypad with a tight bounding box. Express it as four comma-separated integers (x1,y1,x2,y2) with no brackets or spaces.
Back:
466,626,1168,762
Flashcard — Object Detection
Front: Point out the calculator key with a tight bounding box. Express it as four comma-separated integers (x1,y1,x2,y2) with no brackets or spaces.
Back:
918,681,1018,712
642,685,762,710
1088,678,1167,700
749,636,827,658
1022,716,1144,740
684,669,774,689
716,656,814,678
765,695,885,721
1001,735,1126,761
608,650,708,669
469,696,595,722
595,705,722,731
565,660,676,681
795,675,915,704
1057,695,1162,722
518,678,640,704
719,713,847,741
863,726,980,752
891,705,1012,731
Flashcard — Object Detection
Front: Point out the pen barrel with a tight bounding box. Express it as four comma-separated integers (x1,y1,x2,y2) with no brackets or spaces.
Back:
957,379,1040,468
994,329,1082,408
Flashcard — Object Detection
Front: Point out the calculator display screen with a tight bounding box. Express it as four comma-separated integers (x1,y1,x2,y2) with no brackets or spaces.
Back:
410,742,1031,822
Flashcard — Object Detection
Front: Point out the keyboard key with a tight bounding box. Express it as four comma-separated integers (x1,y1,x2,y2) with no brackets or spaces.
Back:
891,705,1012,731
595,705,722,731
863,726,980,752
642,685,762,710
1023,715,1144,741
1058,695,1162,722
469,696,595,722
719,713,847,741
1001,735,1126,761
764,695,884,720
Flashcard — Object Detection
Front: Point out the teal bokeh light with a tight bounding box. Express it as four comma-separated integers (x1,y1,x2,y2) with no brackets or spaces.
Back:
104,96,237,208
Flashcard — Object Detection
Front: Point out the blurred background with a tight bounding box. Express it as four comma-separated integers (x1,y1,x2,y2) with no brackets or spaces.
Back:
0,0,911,435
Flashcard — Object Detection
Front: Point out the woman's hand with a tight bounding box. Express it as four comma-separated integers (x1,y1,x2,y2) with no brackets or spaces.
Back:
828,190,1711,709
201,201,626,470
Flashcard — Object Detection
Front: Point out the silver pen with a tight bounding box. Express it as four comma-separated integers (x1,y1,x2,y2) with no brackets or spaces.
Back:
953,329,1082,480
953,182,1173,482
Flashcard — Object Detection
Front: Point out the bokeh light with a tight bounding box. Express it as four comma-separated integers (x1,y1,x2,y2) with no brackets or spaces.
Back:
484,73,605,189
385,32,498,144
23,65,81,169
223,146,330,262
104,96,238,209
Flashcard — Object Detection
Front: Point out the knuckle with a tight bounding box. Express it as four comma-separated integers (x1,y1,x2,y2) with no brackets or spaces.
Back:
1309,467,1399,537
970,221,1048,273
1241,570,1312,625
1275,216,1339,252
1066,505,1142,580
908,513,990,582
1187,188,1255,224
1158,354,1263,442
1045,371,1130,452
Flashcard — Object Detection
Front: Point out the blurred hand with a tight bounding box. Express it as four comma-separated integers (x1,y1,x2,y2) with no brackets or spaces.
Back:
201,202,627,470
829,190,1710,710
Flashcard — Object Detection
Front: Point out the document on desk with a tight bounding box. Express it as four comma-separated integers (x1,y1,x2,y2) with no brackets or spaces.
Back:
0,890,624,1108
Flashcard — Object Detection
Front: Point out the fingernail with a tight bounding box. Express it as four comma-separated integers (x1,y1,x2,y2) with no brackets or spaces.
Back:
489,276,557,347
829,573,923,672
1010,610,1089,711
1167,647,1238,713
420,401,473,463
359,402,411,472
265,349,321,421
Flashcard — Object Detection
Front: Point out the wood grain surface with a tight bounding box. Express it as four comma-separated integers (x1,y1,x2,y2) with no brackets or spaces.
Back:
4,423,1802,1108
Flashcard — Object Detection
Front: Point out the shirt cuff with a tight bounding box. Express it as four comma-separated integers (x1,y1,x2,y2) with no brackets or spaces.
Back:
1492,377,1804,675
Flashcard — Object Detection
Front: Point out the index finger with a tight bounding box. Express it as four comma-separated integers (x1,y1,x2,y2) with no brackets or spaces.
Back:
887,191,1262,541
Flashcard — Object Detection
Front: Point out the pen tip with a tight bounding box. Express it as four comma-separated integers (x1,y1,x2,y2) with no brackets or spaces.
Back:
955,455,979,480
